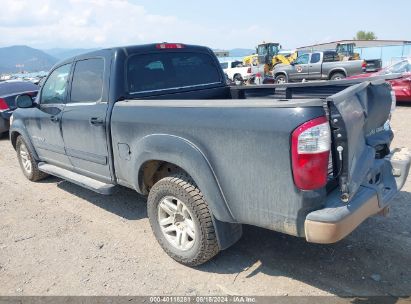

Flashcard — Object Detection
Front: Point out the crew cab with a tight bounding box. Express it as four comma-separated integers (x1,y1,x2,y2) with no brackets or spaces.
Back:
220,60,252,83
10,43,410,266
273,51,365,83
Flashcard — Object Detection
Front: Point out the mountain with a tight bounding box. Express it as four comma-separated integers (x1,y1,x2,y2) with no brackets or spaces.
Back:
0,45,255,73
0,45,58,73
229,48,255,57
43,48,100,60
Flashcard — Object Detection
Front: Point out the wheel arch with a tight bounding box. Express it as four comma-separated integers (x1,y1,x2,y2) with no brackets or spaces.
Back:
328,68,347,79
132,134,235,223
10,125,40,161
274,71,288,80
233,73,242,79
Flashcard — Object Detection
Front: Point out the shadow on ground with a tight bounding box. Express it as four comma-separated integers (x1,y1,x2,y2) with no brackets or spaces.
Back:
57,180,147,220
52,177,411,297
0,132,9,140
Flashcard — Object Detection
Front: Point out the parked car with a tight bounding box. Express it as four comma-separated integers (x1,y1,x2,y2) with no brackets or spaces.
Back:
273,51,365,83
0,80,38,135
220,60,253,83
10,43,410,266
347,59,411,102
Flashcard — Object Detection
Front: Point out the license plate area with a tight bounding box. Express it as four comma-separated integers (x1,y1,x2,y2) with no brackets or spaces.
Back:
363,148,410,208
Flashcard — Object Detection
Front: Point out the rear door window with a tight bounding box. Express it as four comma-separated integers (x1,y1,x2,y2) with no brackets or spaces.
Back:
70,58,104,103
127,52,222,94
310,53,321,64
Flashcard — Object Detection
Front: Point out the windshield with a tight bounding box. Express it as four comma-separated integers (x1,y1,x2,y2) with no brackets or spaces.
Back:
378,60,411,75
258,44,279,56
257,45,267,56
269,44,279,55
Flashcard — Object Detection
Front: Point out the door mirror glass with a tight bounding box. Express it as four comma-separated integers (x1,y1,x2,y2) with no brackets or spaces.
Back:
15,94,34,108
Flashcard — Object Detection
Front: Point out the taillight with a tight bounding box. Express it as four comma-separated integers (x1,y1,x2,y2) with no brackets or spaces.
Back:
247,67,252,73
291,116,331,190
156,43,184,49
361,61,367,72
0,98,9,111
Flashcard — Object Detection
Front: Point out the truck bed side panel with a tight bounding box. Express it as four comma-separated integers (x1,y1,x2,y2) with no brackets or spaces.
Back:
110,100,325,236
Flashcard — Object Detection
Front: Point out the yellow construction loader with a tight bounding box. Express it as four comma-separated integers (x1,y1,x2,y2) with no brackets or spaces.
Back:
272,51,298,66
335,42,360,60
242,42,298,74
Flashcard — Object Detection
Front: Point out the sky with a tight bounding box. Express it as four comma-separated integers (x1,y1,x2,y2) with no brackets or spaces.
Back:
0,0,410,50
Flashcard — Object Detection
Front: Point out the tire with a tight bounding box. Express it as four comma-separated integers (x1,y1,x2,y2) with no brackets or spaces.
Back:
330,72,346,80
147,173,220,266
233,74,243,85
16,136,48,182
275,74,287,84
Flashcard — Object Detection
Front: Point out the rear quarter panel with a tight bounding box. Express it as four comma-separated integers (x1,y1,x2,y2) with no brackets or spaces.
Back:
110,100,326,236
323,60,363,78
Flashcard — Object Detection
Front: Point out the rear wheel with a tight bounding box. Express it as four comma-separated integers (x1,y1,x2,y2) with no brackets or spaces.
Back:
330,72,346,80
147,173,219,266
233,74,243,85
16,136,48,181
275,74,287,84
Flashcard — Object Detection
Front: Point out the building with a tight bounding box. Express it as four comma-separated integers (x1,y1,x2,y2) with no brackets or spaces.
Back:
213,50,230,58
297,40,411,67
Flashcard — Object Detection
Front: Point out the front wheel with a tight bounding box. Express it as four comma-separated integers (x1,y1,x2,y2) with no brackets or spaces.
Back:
147,173,220,266
16,136,48,181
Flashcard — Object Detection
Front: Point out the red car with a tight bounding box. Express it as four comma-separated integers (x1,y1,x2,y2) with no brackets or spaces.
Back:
347,59,411,103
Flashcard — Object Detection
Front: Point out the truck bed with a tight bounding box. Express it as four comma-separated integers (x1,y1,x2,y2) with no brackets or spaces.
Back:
231,74,403,100
110,79,400,238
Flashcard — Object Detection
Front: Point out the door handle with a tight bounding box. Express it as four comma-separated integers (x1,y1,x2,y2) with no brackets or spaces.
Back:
89,117,104,126
50,116,59,122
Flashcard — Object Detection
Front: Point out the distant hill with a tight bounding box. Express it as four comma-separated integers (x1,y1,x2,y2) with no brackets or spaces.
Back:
0,46,256,73
0,45,58,73
229,48,255,57
44,48,100,60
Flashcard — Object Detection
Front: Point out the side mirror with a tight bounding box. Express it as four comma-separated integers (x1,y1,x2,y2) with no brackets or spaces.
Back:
15,94,34,108
290,62,296,66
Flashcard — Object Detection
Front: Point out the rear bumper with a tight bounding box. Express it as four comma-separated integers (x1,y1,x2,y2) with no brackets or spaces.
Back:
305,147,410,244
393,85,411,102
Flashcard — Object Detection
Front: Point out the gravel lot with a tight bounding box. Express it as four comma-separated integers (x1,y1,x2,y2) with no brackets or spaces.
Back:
0,106,410,297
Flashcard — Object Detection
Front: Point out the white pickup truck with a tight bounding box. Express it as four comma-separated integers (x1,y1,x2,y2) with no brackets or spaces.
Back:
220,60,252,83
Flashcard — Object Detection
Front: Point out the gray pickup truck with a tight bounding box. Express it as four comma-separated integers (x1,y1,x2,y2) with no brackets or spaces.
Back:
10,43,410,266
273,51,365,83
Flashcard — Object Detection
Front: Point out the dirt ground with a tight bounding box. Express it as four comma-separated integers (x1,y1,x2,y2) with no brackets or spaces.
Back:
0,106,410,297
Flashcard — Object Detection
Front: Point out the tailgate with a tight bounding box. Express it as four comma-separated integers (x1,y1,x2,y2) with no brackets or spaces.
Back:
327,80,407,205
